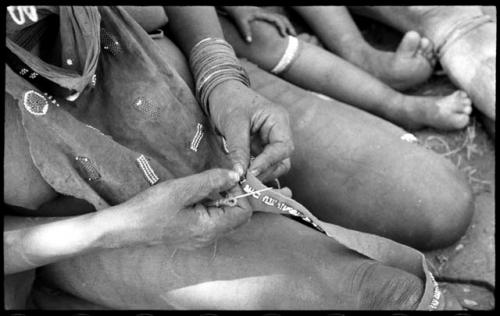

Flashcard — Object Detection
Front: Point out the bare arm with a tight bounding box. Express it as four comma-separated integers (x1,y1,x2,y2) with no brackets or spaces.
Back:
163,6,294,181
4,168,246,275
4,213,105,274
164,6,225,55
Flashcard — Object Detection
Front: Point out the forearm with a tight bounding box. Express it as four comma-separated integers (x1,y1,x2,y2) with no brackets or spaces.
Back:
4,204,133,275
164,6,224,55
4,213,102,274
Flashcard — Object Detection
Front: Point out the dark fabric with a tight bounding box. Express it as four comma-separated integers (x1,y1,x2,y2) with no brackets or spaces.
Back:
6,6,230,209
6,7,100,98
5,6,440,310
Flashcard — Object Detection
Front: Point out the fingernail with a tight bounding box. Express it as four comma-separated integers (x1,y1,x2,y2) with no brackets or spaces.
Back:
234,164,244,178
246,36,252,43
249,168,260,177
229,171,240,182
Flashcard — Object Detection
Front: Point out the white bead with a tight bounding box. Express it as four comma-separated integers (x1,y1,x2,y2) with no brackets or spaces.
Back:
66,59,73,65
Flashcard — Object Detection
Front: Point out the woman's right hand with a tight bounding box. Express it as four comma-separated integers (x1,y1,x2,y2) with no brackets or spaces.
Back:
98,168,251,250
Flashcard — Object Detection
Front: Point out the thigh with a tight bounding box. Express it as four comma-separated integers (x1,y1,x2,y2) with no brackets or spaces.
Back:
243,61,471,248
38,213,377,309
122,6,169,33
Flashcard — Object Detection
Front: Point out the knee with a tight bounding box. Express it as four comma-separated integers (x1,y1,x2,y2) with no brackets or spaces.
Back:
425,168,473,249
410,152,474,250
353,262,424,310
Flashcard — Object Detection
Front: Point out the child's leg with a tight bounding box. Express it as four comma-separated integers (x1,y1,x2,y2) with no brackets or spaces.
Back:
291,6,435,91
350,6,496,136
219,16,471,131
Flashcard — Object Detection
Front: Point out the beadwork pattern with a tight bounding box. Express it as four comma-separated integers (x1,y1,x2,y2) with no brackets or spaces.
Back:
43,92,60,107
190,123,205,152
133,97,161,121
241,181,325,233
401,133,418,143
101,28,121,56
221,136,230,154
75,156,101,181
23,90,49,116
136,155,159,185
428,272,442,310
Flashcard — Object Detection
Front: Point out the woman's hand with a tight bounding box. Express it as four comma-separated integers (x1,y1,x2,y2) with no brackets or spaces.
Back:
222,6,296,43
208,81,294,183
99,168,252,250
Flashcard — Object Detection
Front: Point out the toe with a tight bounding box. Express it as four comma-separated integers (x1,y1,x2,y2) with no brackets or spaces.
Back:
397,31,421,57
463,104,473,115
454,113,470,129
451,91,472,114
420,37,431,53
420,38,437,65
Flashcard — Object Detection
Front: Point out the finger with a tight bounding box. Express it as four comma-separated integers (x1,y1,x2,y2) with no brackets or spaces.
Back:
173,168,240,207
259,12,288,37
256,158,291,183
248,111,294,177
206,204,252,236
224,119,251,178
234,16,253,43
274,187,292,198
281,17,297,36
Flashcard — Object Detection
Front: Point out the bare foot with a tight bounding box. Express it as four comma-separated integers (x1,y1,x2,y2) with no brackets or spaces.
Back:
348,31,436,91
394,90,472,131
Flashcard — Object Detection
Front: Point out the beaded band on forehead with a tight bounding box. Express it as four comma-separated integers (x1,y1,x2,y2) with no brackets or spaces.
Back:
189,37,250,117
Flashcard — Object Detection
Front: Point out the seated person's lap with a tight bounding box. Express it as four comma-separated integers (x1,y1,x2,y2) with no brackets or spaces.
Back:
37,212,423,309
8,7,471,309
152,34,472,250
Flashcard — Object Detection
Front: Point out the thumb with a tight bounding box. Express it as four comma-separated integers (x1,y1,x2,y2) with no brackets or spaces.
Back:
171,169,240,207
235,17,253,43
224,120,251,178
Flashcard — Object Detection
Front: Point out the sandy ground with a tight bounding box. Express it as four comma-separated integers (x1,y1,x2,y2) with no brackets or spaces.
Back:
274,7,496,310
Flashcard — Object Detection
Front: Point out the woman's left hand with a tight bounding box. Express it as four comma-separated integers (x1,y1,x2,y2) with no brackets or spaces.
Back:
208,80,294,183
222,6,296,43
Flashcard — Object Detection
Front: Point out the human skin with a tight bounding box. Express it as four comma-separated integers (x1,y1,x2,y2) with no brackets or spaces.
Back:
290,6,435,91
350,6,496,136
4,106,425,309
4,6,471,310
3,5,289,308
8,33,467,311
218,13,472,132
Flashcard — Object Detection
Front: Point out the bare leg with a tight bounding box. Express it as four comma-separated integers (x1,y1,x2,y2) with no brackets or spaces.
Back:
292,6,435,90
125,7,473,250
351,6,496,136
138,13,473,250
38,213,423,309
219,16,472,131
242,61,473,250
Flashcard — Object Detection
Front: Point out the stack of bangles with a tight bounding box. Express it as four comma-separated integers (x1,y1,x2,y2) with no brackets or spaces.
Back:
189,37,251,117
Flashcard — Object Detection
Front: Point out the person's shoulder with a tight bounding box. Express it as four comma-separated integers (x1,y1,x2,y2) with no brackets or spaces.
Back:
4,93,58,211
